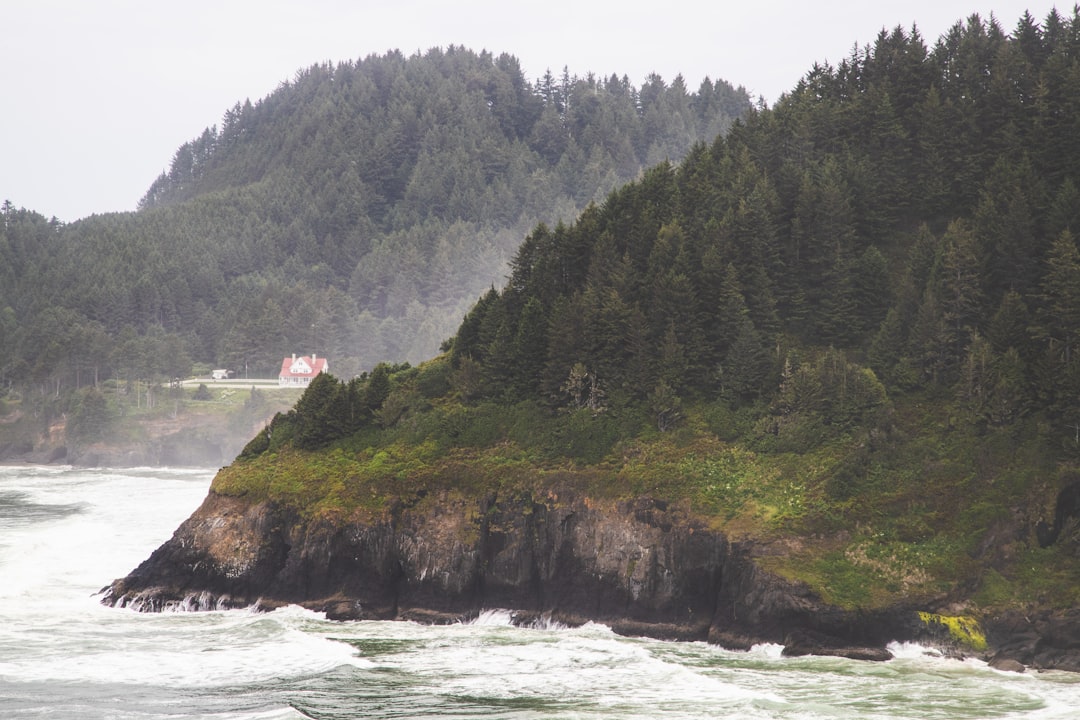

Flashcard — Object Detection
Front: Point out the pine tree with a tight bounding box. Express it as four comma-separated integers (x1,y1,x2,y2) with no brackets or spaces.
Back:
987,290,1030,356
1034,230,1080,364
364,363,392,410
818,252,860,347
511,296,548,397
293,372,344,449
541,294,588,405
973,155,1042,300
1046,179,1080,240
722,315,771,403
956,332,995,426
851,246,892,338
789,159,858,341
936,220,986,378
656,321,689,392
450,287,499,367
705,263,751,384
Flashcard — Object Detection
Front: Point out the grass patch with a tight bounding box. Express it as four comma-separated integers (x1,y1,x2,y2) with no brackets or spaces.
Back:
971,544,1080,611
762,523,977,610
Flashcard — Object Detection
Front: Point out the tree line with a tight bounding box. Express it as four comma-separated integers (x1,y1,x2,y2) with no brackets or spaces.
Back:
430,9,1080,452
0,47,750,425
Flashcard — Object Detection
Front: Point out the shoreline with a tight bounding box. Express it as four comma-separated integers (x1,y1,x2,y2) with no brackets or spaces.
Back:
101,487,1080,674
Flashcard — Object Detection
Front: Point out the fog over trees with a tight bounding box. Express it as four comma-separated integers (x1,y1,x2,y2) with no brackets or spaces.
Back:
0,47,750,429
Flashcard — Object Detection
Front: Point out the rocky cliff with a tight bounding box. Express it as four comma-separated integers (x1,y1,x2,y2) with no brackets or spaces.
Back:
105,486,986,662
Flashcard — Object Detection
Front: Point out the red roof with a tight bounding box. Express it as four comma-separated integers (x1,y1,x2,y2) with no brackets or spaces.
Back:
279,354,329,378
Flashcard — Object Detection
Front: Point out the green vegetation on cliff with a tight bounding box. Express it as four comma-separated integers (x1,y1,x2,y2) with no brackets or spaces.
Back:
219,358,1072,613
222,9,1080,617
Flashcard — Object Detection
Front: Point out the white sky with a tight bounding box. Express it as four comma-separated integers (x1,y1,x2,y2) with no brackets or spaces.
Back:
0,0,1059,223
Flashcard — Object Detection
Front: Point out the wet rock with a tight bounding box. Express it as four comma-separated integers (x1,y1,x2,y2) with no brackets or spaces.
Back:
988,655,1025,673
984,609,1080,672
781,630,893,662
102,486,1080,670
708,629,758,651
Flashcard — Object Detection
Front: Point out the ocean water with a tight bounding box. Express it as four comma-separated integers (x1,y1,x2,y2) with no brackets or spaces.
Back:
0,464,1077,719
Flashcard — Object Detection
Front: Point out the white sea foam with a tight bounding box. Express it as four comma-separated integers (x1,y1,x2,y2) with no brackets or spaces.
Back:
466,607,516,626
2,465,1078,719
520,612,570,631
887,640,948,660
747,641,786,659
461,608,573,631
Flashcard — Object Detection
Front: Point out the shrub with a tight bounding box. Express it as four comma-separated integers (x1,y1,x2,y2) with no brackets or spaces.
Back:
415,357,453,399
66,387,111,444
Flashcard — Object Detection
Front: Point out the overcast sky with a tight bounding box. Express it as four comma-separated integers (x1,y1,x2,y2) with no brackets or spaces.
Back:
0,0,1058,222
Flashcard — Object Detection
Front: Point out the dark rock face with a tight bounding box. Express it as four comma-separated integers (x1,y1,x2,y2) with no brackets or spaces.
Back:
105,491,740,636
986,609,1080,672
781,630,894,662
1036,481,1080,548
101,488,1080,669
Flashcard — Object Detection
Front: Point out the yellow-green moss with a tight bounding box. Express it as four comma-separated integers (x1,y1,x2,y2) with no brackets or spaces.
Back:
918,611,987,651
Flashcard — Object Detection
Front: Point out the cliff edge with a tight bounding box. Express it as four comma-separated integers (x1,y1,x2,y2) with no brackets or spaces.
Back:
106,485,997,664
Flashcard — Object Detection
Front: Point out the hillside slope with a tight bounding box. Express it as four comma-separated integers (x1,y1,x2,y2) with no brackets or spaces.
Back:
0,49,749,459
108,10,1080,669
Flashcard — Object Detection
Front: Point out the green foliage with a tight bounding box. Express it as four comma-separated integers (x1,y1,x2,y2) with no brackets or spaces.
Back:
25,12,1080,617
701,400,759,441
824,442,871,501
755,349,889,453
549,408,624,463
293,373,346,450
647,380,683,432
3,50,748,409
65,387,111,444
364,364,393,410
238,422,273,460
414,356,452,399
439,13,1080,445
971,545,1080,610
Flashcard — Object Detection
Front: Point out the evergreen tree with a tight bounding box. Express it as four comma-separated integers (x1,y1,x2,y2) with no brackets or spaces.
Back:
293,372,345,450
973,154,1042,300
1034,230,1080,364
851,246,892,338
364,363,393,411
936,220,986,379
987,290,1031,356
511,296,548,397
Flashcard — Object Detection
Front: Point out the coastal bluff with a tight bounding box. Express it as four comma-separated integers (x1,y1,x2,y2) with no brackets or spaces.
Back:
102,484,1076,669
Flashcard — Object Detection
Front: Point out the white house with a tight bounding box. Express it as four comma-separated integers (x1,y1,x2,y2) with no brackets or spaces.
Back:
278,353,329,387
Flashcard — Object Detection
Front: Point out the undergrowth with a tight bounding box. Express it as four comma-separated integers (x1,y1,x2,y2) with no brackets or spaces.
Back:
213,361,1079,614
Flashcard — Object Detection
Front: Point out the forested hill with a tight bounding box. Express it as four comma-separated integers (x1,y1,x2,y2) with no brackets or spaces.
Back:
435,9,1080,428
0,47,750,407
140,49,748,223
231,10,1080,616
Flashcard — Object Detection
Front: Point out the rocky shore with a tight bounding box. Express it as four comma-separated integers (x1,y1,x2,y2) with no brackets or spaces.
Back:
101,486,1080,671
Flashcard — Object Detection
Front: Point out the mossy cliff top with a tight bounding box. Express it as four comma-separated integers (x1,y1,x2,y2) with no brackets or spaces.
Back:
215,356,1080,619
